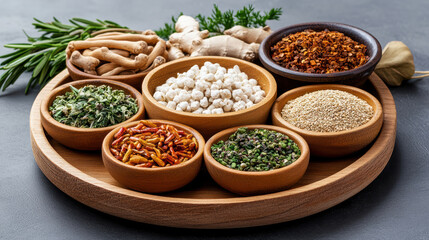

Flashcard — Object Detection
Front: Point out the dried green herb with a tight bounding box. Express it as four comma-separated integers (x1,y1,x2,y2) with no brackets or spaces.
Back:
0,18,129,94
211,127,301,171
49,85,138,128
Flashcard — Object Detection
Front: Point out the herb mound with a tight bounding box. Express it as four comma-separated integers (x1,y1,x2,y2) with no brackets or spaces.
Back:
50,85,138,128
211,127,301,171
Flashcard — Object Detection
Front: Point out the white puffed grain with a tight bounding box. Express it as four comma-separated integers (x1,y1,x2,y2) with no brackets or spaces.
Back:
166,101,176,109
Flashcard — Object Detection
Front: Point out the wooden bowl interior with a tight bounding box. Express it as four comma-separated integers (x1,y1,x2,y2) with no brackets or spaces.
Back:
42,79,144,132
102,119,205,193
272,84,383,137
103,119,205,170
204,124,310,195
205,125,309,175
144,56,276,116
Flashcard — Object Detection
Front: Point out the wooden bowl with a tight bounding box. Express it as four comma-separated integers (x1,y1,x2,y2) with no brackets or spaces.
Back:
142,56,277,139
40,79,145,150
66,57,148,90
259,22,382,86
271,84,383,158
102,119,205,193
204,125,310,196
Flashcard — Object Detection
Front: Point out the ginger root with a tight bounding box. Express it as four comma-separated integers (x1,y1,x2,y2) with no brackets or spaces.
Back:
140,40,166,70
69,51,99,75
167,15,261,62
90,47,148,69
142,56,166,73
90,33,159,45
67,40,148,56
166,41,185,61
97,62,119,75
224,25,272,44
67,31,168,76
190,35,259,61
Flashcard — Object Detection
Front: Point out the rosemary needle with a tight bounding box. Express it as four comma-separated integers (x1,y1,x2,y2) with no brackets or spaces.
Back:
0,18,129,94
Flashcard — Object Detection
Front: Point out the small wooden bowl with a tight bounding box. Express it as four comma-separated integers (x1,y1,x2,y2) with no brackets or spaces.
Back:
102,119,205,193
259,22,382,87
271,84,383,157
40,79,145,150
204,125,310,196
142,56,277,139
66,57,148,90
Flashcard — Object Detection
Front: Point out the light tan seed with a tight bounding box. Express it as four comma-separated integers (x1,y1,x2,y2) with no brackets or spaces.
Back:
281,89,374,132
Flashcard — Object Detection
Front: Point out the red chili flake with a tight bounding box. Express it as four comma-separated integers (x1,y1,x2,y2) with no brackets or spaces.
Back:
109,120,198,168
270,29,369,74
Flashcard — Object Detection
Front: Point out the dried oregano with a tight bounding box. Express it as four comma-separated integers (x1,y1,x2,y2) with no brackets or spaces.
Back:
49,85,138,128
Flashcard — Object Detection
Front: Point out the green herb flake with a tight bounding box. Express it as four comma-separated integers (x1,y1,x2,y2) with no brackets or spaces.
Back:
211,128,301,172
49,85,138,128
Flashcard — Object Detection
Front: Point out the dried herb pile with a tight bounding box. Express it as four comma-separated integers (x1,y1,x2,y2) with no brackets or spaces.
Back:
110,120,198,168
50,85,138,128
211,128,301,171
271,29,369,73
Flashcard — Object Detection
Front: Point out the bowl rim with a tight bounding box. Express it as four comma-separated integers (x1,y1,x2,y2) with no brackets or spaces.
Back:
204,124,310,177
141,56,277,118
66,57,149,80
40,79,145,133
271,84,383,137
102,119,205,172
259,21,382,79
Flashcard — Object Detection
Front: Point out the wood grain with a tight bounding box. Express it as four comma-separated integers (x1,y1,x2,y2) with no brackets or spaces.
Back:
30,70,396,229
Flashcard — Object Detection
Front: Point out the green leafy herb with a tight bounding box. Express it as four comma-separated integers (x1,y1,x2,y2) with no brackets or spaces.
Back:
211,128,301,171
155,4,283,39
49,85,138,128
0,18,129,94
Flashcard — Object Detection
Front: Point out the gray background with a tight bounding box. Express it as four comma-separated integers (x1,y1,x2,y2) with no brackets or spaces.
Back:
1,0,428,239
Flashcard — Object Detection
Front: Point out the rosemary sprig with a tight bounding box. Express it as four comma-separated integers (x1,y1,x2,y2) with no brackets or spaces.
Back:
0,18,128,94
155,4,282,39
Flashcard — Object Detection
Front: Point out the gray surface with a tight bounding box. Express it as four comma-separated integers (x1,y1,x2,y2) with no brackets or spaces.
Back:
1,0,428,239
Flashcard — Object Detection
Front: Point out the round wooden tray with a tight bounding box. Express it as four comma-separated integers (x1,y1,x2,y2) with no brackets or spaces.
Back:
30,70,397,229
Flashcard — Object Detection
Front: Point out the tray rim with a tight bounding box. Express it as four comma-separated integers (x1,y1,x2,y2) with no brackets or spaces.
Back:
30,69,397,228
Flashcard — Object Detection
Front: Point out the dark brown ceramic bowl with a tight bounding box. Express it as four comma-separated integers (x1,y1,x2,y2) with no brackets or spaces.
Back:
66,57,148,90
259,22,382,87
40,79,145,150
102,119,205,193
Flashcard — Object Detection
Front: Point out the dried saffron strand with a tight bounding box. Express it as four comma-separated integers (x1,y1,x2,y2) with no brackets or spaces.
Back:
110,120,198,168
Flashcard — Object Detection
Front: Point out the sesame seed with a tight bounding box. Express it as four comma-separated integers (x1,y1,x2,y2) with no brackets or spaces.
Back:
281,89,374,132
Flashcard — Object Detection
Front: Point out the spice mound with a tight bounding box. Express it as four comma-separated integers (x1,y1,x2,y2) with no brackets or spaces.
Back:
110,120,198,168
271,29,369,73
281,89,374,132
49,85,138,128
153,61,266,114
211,128,301,171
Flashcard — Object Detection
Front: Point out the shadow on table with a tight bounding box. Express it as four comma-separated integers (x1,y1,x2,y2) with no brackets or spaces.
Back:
34,138,401,239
